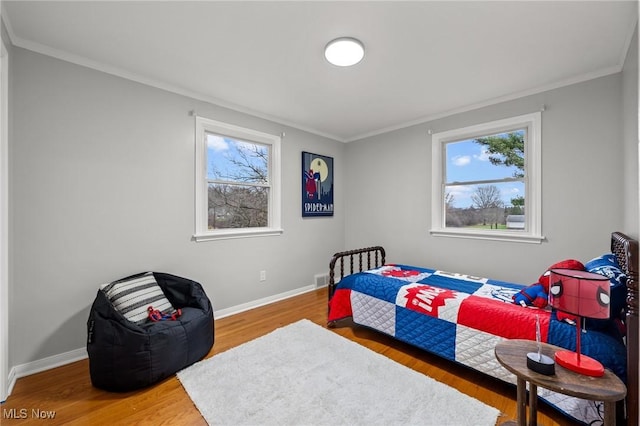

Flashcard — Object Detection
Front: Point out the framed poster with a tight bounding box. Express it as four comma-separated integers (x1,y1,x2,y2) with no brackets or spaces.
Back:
302,151,334,217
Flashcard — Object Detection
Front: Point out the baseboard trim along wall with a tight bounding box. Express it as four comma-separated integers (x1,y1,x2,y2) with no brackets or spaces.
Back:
7,347,87,397
4,284,317,399
214,284,316,319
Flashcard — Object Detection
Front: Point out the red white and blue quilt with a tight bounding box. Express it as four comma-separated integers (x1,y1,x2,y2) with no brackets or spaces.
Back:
328,264,627,425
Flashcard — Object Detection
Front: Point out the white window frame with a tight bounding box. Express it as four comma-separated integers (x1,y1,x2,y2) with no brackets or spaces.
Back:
194,117,282,242
430,112,543,243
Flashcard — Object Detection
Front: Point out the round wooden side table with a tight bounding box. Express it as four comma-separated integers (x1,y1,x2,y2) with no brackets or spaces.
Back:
495,339,626,426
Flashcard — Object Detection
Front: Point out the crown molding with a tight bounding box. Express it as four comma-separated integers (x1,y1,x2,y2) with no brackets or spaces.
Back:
5,28,346,143
344,64,623,143
2,6,636,145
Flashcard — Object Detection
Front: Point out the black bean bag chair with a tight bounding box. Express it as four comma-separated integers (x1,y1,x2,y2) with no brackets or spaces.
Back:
87,272,214,391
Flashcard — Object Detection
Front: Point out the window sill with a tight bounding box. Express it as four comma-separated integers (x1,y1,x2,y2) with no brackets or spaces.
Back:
193,228,284,242
429,228,544,244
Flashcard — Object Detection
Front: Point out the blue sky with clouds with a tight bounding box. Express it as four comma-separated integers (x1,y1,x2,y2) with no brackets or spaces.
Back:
445,138,524,208
206,134,268,183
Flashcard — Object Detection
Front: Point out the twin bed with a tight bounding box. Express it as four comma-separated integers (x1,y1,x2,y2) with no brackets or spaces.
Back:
327,232,638,425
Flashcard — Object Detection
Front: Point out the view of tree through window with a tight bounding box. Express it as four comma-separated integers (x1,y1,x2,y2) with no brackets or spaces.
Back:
206,133,270,229
444,129,526,230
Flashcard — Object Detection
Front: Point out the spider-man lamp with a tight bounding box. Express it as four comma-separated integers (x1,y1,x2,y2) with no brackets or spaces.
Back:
549,268,610,376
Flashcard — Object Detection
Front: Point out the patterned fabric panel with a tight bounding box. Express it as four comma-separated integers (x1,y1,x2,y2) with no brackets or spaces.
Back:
455,325,506,375
328,289,353,322
100,272,175,325
348,270,410,303
539,389,605,424
351,291,395,335
396,282,468,323
366,265,433,283
458,295,551,341
396,307,457,360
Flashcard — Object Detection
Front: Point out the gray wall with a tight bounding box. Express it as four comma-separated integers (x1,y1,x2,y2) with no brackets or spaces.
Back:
9,48,345,366
345,72,627,285
623,23,639,238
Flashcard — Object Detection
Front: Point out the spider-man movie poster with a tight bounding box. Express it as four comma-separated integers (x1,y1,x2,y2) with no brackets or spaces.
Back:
302,151,334,217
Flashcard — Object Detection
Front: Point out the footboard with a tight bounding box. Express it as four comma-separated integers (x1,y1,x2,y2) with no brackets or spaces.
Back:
328,246,386,301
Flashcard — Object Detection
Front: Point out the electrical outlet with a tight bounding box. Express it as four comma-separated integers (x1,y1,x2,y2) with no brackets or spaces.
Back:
260,270,266,282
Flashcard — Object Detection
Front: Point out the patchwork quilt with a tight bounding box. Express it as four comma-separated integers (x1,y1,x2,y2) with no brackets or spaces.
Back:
328,264,627,425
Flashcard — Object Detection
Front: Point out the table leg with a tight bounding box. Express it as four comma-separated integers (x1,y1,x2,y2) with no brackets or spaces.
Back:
528,383,537,426
603,401,614,426
516,377,526,426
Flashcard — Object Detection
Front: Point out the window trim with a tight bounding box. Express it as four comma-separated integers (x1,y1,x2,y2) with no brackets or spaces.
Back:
430,112,543,244
194,117,282,242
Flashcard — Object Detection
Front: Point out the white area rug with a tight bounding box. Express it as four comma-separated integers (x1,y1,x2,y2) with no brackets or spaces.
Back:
177,319,500,425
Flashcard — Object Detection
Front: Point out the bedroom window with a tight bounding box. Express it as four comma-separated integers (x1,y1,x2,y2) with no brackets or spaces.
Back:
430,112,542,243
194,117,282,241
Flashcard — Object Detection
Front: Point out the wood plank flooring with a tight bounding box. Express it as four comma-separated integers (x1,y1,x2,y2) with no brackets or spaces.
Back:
1,287,576,425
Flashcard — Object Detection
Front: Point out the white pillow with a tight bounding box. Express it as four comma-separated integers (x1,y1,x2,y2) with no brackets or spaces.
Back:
100,272,175,325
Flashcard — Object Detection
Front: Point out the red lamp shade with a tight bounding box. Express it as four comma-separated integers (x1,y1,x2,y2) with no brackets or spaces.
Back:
549,268,610,376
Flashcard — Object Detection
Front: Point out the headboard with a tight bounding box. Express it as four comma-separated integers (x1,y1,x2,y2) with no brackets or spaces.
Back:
611,231,638,425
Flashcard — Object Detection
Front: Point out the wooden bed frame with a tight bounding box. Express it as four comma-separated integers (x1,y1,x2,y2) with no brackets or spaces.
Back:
328,232,638,426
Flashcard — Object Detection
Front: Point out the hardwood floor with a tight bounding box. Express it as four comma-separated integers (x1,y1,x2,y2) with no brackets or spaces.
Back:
1,287,577,425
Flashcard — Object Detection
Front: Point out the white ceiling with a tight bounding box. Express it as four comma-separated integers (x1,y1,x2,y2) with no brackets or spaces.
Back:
2,1,638,142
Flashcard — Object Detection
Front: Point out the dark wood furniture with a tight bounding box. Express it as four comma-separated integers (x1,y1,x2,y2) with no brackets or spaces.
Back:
495,339,626,426
328,232,638,426
328,245,385,300
611,231,639,425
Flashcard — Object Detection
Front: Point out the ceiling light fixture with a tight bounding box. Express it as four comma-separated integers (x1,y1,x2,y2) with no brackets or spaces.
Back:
324,37,365,67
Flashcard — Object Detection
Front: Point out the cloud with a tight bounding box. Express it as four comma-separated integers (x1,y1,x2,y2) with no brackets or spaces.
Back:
452,155,471,166
207,134,229,152
474,148,491,162
446,184,475,206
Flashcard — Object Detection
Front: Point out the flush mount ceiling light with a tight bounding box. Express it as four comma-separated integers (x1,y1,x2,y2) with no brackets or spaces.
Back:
324,37,365,67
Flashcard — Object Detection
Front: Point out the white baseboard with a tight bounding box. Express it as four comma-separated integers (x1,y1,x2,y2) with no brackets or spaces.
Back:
4,284,318,399
7,347,88,397
214,284,316,319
